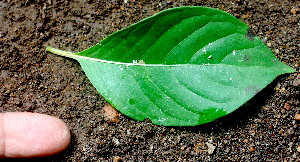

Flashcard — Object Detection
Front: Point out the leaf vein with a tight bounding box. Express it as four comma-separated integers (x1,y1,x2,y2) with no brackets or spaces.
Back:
126,66,186,123
145,68,201,120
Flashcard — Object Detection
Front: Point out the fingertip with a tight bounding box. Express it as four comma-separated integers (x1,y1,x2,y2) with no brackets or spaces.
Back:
0,112,71,158
42,113,71,157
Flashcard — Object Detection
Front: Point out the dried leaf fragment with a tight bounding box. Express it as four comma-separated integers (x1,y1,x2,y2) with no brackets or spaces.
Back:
102,104,120,123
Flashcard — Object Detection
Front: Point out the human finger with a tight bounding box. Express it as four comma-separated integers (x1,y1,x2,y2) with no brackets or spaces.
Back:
0,112,71,158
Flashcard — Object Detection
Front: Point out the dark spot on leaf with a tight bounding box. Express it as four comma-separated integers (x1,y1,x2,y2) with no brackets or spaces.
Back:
242,54,251,62
129,98,135,105
245,29,255,41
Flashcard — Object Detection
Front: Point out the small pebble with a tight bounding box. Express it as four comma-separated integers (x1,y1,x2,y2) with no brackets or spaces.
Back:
206,142,215,154
295,113,300,121
250,146,255,152
102,104,120,123
112,137,120,146
113,156,121,162
284,103,291,111
287,128,294,135
297,146,300,152
279,129,284,134
170,128,175,133
291,8,297,15
181,146,185,151
293,75,300,86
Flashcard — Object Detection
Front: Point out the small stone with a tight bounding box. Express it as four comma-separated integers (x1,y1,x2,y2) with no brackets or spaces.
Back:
170,128,175,133
287,128,294,135
181,146,185,151
112,137,120,146
293,75,300,86
279,129,284,134
284,103,291,111
291,8,297,15
194,142,204,153
225,147,230,153
206,142,215,154
295,113,300,121
241,14,249,19
102,104,120,123
297,146,300,152
113,156,121,162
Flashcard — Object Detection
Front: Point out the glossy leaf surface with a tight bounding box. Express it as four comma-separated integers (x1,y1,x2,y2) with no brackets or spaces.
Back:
46,7,294,126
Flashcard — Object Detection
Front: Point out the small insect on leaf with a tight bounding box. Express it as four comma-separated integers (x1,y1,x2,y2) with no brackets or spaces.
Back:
46,6,295,126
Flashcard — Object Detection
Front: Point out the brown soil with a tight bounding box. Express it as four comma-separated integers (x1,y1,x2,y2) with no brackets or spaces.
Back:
1,0,300,161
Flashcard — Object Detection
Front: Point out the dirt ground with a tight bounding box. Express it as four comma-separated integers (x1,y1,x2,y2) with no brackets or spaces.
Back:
1,0,300,161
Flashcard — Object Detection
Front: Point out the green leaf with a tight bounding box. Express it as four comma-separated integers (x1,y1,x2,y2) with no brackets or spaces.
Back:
46,6,295,126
